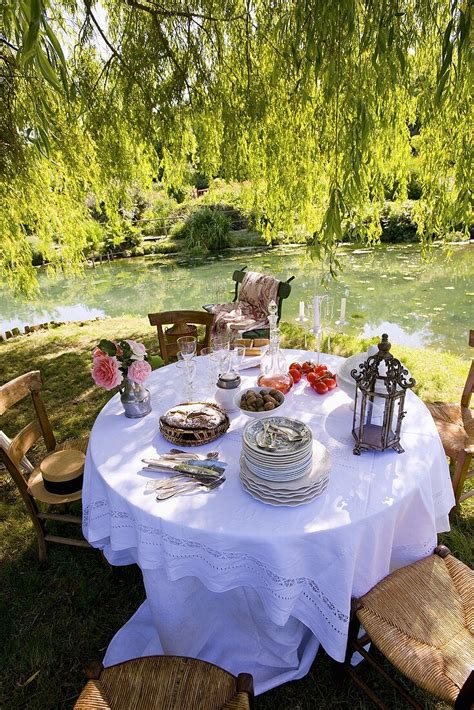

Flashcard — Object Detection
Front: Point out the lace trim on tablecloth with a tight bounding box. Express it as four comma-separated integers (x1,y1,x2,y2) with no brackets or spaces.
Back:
83,499,349,634
83,499,439,640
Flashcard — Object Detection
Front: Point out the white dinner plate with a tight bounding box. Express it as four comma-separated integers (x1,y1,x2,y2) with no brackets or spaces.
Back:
240,466,329,498
240,444,331,491
243,417,313,456
240,472,329,506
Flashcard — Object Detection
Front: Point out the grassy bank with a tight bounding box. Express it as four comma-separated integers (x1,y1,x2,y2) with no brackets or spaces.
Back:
0,318,472,709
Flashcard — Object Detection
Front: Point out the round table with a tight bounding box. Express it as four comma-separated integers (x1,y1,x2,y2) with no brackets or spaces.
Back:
83,350,454,695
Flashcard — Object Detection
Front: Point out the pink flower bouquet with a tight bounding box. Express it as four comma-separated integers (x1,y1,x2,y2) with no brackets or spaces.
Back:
91,338,152,391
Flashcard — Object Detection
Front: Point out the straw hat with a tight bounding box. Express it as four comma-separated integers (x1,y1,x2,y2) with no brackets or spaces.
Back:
27,449,85,504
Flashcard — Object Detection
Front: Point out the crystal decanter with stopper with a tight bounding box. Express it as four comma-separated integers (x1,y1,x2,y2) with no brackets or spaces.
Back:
257,300,293,393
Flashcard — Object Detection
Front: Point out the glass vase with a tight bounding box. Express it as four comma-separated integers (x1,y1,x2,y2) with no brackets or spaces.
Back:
120,378,152,418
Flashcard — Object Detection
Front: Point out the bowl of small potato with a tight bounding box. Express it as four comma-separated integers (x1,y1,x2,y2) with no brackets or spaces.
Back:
235,387,286,418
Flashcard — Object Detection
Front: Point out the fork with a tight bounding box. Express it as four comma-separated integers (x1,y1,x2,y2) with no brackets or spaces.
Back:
146,474,216,492
168,449,220,460
156,477,225,500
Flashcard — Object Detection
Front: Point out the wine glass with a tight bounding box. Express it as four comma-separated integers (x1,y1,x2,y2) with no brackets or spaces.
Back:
211,336,231,376
200,347,219,393
177,335,197,361
230,345,246,373
182,357,197,401
177,336,197,395
321,296,335,353
308,297,323,364
295,301,310,349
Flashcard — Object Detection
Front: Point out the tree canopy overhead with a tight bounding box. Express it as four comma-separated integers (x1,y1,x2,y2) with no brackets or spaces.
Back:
1,0,472,292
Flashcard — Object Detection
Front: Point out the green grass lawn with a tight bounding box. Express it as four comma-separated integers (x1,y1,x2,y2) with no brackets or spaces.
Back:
0,318,472,709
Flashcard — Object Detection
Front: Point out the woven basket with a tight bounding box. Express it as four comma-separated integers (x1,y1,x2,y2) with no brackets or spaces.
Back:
159,402,230,447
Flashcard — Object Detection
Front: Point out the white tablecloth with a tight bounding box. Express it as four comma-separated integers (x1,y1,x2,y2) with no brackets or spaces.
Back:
82,350,454,694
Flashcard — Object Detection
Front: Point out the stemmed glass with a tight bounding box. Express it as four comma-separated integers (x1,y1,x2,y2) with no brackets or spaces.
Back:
182,357,196,401
211,336,231,376
295,302,310,349
308,298,323,364
177,336,197,361
229,345,246,374
177,336,197,400
321,296,335,353
199,347,219,394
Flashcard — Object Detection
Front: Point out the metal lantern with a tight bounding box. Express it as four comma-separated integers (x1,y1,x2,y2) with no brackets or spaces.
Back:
350,334,415,455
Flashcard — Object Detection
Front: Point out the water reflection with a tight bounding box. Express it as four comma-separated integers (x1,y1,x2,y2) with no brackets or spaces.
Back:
1,243,472,356
361,321,430,349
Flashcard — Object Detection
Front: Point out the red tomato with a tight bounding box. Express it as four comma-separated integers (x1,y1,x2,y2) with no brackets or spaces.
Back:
313,381,328,394
321,369,334,379
289,362,302,372
314,364,328,375
306,372,319,385
324,377,337,390
301,361,314,374
289,367,302,383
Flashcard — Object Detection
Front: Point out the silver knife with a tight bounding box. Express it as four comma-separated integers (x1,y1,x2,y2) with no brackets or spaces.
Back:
142,459,223,479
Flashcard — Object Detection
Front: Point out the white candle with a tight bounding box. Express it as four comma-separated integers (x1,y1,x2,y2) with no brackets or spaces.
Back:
340,297,346,322
313,296,321,330
299,301,305,318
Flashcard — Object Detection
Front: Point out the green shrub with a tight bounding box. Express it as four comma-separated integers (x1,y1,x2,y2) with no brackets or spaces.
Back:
380,203,418,242
410,134,422,156
208,203,248,230
31,250,45,266
103,220,143,252
170,221,187,239
181,207,231,254
407,167,422,200
193,172,209,190
167,185,187,203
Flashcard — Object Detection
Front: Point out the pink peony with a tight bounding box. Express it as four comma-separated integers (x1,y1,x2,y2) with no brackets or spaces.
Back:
125,339,147,360
92,354,123,390
93,347,106,358
127,359,152,384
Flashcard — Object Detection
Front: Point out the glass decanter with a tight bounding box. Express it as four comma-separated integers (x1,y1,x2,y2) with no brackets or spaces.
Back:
257,300,293,393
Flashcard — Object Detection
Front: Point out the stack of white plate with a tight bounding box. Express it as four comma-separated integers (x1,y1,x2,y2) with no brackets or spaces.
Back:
240,417,331,506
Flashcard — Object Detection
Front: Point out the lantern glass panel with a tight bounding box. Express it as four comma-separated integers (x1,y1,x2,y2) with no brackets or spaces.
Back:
351,334,415,455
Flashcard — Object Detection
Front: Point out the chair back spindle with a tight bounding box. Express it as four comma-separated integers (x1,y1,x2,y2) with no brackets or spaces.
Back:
0,370,89,562
0,371,56,490
148,310,215,365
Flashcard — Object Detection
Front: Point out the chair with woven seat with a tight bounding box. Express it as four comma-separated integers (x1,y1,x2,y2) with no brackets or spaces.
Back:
426,329,474,507
344,546,474,709
74,656,254,709
148,310,215,365
0,370,90,563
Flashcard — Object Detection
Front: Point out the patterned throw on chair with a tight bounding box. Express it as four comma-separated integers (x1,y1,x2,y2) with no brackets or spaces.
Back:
210,271,279,338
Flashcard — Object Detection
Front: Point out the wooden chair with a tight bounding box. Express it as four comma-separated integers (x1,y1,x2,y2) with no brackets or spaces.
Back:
203,266,295,339
148,310,215,365
426,329,474,507
343,546,474,709
0,370,90,563
74,656,254,709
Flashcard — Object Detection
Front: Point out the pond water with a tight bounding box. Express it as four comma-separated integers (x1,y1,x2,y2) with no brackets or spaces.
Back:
1,243,472,357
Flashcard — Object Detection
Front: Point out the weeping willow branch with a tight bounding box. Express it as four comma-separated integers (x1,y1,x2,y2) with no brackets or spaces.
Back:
0,0,472,293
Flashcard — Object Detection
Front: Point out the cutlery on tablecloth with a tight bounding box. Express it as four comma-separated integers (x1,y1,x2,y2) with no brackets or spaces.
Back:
142,459,225,479
146,471,224,491
156,476,225,500
168,449,220,460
